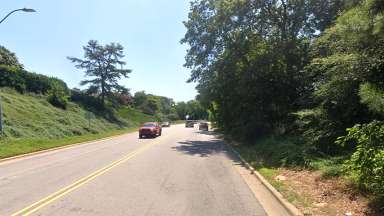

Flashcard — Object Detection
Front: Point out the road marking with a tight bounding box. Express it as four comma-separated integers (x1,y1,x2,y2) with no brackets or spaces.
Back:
11,137,164,216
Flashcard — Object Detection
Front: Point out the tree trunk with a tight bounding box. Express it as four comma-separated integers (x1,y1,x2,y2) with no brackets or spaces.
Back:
101,76,106,108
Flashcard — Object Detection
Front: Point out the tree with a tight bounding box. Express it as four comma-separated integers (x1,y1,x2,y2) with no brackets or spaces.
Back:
158,97,175,115
181,0,352,140
68,40,131,107
0,45,23,68
141,98,159,115
175,102,188,120
173,100,207,120
186,100,208,120
299,0,384,153
133,91,148,108
182,0,318,138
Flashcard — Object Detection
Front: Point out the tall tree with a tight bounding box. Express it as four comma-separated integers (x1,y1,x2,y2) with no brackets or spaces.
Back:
68,40,131,106
302,0,384,153
181,0,349,139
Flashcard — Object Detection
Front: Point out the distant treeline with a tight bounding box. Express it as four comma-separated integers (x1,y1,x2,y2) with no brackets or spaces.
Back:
132,91,208,121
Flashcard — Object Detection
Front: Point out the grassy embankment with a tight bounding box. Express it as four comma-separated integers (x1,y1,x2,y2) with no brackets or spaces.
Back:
0,88,155,159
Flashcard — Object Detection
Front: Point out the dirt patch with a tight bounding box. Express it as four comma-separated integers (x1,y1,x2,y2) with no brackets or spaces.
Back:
275,169,382,216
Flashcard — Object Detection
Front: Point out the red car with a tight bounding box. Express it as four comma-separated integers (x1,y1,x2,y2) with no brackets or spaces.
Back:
139,122,162,138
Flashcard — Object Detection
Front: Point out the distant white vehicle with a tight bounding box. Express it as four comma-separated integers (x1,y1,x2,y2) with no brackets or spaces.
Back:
185,120,194,128
161,122,171,127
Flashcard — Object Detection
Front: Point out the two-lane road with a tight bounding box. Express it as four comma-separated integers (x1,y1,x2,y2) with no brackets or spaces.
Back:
0,125,286,216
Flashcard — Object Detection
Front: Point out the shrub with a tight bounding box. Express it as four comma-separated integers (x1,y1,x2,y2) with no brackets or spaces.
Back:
0,65,26,92
165,113,179,121
47,93,68,109
0,65,69,96
47,81,69,109
115,92,133,106
48,96,66,109
337,121,384,197
70,90,104,111
236,137,310,168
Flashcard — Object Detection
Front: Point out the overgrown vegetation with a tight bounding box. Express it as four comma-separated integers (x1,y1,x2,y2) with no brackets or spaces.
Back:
338,121,384,198
182,0,384,202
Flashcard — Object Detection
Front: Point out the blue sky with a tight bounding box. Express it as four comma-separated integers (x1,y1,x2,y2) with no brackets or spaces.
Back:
0,0,197,102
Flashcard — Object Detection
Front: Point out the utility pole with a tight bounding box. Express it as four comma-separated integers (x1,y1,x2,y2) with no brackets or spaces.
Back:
0,7,36,136
0,97,3,136
85,111,93,129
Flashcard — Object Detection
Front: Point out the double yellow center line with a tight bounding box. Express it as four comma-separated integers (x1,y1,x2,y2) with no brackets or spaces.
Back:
11,137,164,216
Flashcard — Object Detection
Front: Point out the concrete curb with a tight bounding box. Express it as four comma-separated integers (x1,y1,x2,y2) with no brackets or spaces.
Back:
225,142,303,216
0,130,137,164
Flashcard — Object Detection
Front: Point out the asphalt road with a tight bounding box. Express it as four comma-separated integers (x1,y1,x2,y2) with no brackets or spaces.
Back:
0,124,282,216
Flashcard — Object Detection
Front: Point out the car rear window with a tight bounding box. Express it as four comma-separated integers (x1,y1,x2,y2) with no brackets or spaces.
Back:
143,123,155,127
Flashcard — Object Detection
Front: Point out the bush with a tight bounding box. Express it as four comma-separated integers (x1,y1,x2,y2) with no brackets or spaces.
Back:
337,121,384,197
0,65,69,96
47,80,69,109
47,94,68,109
0,65,26,92
165,113,179,121
309,157,345,178
70,89,104,111
236,137,310,168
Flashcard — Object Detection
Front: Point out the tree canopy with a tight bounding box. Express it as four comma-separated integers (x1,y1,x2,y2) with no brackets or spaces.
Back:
68,40,132,106
182,0,352,139
0,45,23,68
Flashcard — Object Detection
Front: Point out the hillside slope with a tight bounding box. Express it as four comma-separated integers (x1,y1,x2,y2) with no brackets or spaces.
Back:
0,88,153,140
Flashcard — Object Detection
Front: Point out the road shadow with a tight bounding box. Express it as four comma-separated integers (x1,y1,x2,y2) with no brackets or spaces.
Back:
172,137,244,167
138,136,157,139
174,139,226,157
195,130,218,136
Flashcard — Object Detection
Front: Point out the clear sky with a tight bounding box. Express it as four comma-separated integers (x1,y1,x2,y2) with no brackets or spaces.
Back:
0,0,197,102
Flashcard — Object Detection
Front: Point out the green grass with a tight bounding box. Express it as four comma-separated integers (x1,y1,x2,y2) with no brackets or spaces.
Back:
233,136,309,168
1,89,117,138
233,136,345,178
116,106,156,126
0,127,138,159
0,88,156,159
308,157,346,178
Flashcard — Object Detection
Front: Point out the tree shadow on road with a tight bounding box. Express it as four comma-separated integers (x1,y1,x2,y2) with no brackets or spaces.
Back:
172,136,244,167
173,139,226,157
195,130,218,136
